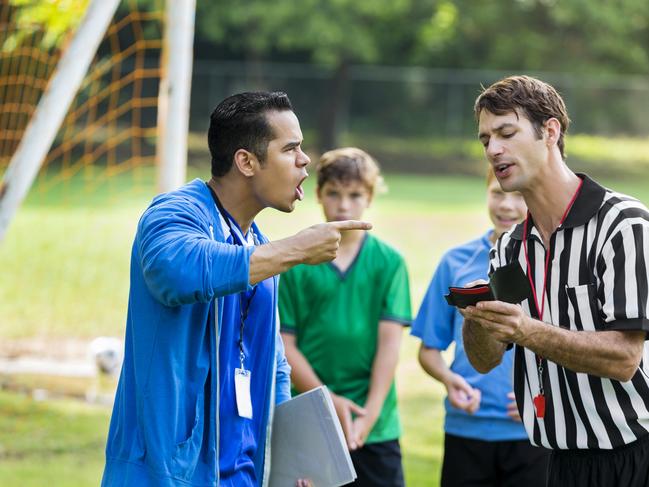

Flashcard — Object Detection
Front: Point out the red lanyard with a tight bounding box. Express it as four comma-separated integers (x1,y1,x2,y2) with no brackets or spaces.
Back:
522,178,583,418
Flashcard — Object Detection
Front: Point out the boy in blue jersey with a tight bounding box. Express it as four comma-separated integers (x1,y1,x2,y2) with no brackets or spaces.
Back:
411,169,548,487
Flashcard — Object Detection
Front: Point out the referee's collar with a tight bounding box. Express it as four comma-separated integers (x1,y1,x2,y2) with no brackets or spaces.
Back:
510,173,606,240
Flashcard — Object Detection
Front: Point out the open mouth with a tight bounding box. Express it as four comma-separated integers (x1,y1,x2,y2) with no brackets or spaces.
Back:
495,163,514,177
497,216,518,227
295,176,306,201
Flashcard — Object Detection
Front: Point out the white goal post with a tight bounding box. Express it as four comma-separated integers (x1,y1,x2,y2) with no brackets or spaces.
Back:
0,0,196,242
0,0,120,242
156,0,197,194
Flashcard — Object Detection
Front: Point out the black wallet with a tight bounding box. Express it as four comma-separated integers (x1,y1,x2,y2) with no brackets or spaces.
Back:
444,262,532,309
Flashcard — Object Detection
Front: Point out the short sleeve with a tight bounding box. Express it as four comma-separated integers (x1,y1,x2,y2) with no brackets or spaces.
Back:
411,255,456,350
380,257,412,325
598,222,649,332
278,268,299,334
488,236,506,278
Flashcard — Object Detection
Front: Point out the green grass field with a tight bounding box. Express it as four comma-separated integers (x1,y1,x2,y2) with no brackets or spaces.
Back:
2,169,649,486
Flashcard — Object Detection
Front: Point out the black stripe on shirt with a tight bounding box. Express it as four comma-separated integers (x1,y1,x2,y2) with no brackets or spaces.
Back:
492,182,649,450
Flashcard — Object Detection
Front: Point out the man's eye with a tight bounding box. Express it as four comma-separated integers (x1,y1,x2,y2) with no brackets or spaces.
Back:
502,132,514,138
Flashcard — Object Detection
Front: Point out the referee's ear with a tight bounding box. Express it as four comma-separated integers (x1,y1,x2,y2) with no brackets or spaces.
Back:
543,118,562,149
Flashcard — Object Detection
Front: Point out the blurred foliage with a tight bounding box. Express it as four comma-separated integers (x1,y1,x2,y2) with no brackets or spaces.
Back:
193,0,649,149
196,0,448,66
194,0,649,74
422,0,649,74
2,0,89,51
7,0,647,74
195,0,453,149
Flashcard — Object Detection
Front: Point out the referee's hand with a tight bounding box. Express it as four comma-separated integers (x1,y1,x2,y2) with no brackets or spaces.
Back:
463,300,528,344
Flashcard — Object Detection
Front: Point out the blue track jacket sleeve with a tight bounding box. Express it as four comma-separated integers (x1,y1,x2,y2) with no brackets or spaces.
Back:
274,308,292,404
136,200,254,306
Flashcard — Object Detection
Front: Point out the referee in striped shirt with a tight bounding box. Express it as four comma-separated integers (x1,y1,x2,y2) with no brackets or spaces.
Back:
462,75,649,487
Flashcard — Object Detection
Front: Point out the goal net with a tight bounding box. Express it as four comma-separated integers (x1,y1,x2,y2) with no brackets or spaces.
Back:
0,0,163,201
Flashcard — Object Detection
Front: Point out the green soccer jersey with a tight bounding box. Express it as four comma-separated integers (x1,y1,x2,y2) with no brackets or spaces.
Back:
279,233,411,444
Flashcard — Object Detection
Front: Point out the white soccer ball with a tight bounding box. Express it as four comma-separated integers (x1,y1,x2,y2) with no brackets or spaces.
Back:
89,336,123,375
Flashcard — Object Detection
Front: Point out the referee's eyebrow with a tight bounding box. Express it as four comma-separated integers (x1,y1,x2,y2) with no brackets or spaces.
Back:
478,122,517,141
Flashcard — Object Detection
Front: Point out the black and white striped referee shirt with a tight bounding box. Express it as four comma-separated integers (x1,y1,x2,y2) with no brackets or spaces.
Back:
489,174,649,450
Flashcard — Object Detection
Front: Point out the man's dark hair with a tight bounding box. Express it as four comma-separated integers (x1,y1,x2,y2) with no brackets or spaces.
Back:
208,91,293,177
474,75,570,158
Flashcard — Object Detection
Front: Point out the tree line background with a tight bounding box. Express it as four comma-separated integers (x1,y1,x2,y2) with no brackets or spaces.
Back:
8,0,649,173
186,0,649,157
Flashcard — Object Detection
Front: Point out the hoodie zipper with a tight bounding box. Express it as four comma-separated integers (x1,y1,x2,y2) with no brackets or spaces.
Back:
210,224,220,485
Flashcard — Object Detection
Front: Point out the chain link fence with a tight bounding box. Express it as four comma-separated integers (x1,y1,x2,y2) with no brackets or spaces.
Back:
189,62,649,174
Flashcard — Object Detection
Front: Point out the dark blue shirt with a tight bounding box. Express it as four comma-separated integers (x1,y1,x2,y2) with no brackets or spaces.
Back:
217,215,275,485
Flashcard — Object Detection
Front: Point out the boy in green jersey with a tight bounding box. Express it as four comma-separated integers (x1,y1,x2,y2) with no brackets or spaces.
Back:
279,148,411,487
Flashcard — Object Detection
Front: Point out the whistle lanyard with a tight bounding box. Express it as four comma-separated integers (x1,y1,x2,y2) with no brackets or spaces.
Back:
206,183,258,370
522,178,583,418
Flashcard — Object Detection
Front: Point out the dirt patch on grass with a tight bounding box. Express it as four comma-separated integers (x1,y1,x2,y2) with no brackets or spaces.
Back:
0,338,119,404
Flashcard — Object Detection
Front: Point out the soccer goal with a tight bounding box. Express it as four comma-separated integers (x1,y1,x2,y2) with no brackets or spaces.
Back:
0,0,196,241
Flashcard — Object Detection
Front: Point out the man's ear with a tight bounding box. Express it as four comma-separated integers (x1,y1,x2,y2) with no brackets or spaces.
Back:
232,149,258,177
544,118,561,148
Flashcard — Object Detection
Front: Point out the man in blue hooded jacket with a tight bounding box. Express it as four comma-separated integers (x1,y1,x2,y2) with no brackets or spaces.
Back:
101,91,370,487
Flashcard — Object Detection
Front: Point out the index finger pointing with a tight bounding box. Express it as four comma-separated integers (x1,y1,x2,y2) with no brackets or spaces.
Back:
330,220,372,231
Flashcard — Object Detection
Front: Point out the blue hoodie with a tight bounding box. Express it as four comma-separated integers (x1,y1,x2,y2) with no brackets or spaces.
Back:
102,179,291,486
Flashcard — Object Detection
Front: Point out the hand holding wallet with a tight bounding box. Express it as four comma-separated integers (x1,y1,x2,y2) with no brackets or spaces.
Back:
445,262,532,309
